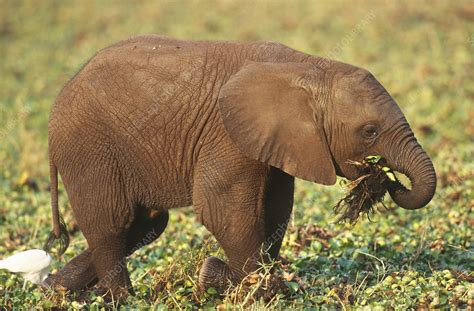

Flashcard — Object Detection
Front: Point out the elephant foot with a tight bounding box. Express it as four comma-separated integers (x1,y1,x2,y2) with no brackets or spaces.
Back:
94,284,133,303
43,273,64,290
43,250,98,291
198,256,234,293
44,270,98,292
95,268,135,301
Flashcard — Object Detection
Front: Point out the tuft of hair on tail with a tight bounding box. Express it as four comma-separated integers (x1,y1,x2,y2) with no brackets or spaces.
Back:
43,160,70,257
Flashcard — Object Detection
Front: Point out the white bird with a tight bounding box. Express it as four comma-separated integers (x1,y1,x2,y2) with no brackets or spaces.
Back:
0,249,52,289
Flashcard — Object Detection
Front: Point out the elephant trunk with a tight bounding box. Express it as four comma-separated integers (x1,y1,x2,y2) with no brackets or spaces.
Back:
386,134,437,210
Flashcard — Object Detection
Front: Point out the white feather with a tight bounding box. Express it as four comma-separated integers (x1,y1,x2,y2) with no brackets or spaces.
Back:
0,249,52,285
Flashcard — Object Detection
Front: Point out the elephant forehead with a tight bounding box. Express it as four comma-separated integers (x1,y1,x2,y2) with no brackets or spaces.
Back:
332,86,387,122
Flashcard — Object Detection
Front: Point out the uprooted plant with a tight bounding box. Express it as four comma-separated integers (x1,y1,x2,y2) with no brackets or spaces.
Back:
334,155,407,224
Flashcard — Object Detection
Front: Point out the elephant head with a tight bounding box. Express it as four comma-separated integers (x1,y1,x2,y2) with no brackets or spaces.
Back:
218,61,436,210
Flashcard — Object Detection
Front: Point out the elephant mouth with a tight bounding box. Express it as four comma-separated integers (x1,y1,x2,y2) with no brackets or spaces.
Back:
334,156,405,224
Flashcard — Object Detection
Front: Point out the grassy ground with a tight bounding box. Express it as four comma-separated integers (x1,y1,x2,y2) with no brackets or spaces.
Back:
0,0,473,309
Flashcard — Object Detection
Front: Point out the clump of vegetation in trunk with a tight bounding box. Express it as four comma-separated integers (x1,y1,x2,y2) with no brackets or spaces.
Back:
334,155,403,225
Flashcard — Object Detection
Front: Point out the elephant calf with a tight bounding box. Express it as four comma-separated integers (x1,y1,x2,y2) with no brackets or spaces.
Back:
44,35,436,297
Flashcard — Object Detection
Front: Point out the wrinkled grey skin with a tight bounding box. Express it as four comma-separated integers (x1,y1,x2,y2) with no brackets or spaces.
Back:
45,36,436,297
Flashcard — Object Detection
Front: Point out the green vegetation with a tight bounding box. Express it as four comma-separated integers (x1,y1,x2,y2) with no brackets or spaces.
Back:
0,0,473,309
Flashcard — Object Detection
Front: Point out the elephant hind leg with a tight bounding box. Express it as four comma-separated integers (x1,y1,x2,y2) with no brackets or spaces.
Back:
92,209,169,297
44,250,97,291
90,234,132,298
126,208,169,256
45,234,132,298
45,208,169,292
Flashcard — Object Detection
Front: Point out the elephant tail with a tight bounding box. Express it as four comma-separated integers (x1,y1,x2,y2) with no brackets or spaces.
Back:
43,160,69,257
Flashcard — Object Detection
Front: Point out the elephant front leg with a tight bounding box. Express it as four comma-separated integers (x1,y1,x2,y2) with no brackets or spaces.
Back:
198,209,266,292
194,164,294,292
262,167,294,260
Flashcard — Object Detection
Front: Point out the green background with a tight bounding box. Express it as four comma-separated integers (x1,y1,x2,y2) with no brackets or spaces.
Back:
0,0,472,309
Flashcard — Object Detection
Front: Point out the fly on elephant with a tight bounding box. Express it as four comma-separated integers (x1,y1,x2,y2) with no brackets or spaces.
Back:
43,35,436,299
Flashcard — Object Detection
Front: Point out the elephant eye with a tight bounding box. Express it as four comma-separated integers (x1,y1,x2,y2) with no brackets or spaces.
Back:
362,124,378,139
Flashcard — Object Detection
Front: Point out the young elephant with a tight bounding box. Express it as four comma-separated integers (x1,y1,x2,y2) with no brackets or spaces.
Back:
44,36,436,297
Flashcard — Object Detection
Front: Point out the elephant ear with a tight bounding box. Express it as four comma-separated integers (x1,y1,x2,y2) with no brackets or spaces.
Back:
218,62,336,185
